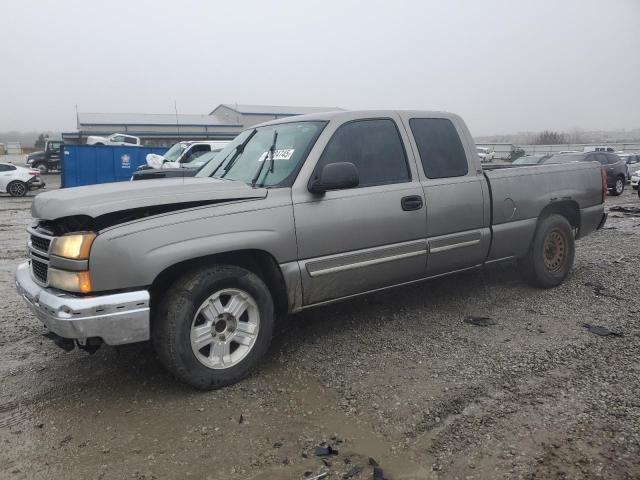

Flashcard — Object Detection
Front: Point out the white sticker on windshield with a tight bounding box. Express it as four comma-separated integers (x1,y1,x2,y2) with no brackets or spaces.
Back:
258,149,295,161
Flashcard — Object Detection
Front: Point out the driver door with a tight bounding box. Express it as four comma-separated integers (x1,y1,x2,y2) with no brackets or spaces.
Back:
292,116,427,306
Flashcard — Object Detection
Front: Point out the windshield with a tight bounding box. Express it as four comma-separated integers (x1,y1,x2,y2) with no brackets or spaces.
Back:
163,142,189,162
183,150,221,170
197,121,326,187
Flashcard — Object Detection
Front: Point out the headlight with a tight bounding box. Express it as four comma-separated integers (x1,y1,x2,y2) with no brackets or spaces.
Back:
48,268,92,293
50,233,96,260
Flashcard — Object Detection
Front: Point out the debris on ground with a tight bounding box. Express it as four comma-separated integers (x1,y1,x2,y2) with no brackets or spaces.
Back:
583,281,625,301
609,205,640,215
464,315,496,327
582,323,624,337
372,466,384,480
314,445,339,456
342,465,363,478
304,472,328,480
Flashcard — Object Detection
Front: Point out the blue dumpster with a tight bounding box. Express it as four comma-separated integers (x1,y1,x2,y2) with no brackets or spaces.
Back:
61,145,167,188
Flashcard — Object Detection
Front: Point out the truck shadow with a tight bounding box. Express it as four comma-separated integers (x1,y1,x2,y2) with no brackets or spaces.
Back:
35,261,525,397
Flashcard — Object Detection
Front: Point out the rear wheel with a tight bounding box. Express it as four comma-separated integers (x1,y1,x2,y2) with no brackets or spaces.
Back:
610,176,625,196
519,214,575,288
7,180,27,197
153,265,274,389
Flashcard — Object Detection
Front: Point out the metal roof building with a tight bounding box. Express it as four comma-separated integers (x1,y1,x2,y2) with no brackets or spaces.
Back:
63,104,342,147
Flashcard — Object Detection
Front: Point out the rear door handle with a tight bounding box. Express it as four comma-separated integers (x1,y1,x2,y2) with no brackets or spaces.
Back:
401,195,423,211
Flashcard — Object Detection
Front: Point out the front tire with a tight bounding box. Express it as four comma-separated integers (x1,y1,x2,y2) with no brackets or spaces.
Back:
519,214,575,288
7,180,27,197
33,163,48,174
610,176,625,196
153,265,274,390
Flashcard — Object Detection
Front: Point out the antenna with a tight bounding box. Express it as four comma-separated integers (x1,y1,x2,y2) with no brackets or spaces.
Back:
174,100,181,141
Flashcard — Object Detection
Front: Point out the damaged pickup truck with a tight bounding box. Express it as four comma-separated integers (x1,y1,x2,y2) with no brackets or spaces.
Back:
16,110,607,389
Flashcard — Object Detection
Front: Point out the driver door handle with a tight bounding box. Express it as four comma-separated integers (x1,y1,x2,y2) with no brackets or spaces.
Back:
401,195,423,211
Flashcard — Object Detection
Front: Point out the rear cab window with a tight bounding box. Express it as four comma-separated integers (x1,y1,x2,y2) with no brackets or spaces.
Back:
409,118,468,178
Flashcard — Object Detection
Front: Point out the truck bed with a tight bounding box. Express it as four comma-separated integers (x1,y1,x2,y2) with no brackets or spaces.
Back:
482,161,604,262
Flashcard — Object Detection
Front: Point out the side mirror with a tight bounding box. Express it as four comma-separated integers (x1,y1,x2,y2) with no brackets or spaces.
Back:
309,162,359,193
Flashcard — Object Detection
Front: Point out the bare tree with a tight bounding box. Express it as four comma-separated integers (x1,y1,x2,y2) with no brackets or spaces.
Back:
34,133,46,149
533,130,566,145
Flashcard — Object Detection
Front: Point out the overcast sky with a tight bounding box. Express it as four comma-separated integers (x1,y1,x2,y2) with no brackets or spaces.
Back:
0,0,638,136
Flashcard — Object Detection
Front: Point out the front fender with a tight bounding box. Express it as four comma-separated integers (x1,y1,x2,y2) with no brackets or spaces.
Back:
88,192,296,292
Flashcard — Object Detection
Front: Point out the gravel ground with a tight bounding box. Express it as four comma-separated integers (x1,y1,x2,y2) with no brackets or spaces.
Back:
1,176,639,480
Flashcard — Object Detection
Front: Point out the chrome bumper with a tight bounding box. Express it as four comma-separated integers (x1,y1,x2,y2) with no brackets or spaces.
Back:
15,261,150,345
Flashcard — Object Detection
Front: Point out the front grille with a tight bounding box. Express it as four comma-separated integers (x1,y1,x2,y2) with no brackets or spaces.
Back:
30,234,51,253
31,258,48,284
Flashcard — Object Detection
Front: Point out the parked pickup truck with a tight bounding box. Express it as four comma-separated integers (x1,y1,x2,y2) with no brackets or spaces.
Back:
15,110,607,389
86,133,142,146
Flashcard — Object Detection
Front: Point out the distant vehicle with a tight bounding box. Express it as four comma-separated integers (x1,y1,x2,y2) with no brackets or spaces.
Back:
512,154,552,165
476,147,494,163
0,162,44,196
25,140,63,174
546,152,627,195
132,150,222,181
86,133,142,146
583,145,615,153
146,141,230,168
617,153,640,180
630,168,640,190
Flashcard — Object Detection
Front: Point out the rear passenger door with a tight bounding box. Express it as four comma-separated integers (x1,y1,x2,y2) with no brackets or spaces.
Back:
399,114,491,277
292,116,427,305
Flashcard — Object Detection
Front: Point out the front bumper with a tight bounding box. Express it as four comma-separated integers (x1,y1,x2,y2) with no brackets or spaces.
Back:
15,262,150,345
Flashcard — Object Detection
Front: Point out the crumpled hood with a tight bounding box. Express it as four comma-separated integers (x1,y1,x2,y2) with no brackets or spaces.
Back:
32,177,267,220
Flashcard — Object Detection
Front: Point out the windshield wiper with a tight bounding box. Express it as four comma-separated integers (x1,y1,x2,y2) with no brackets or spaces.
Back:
251,130,278,188
212,129,257,178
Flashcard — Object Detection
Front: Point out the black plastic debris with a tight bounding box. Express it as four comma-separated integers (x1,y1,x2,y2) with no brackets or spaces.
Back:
373,466,384,480
343,465,363,479
582,323,623,337
314,445,339,456
464,315,496,327
609,205,640,215
368,457,379,467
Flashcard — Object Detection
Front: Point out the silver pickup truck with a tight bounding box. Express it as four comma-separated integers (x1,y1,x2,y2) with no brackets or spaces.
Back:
16,110,607,389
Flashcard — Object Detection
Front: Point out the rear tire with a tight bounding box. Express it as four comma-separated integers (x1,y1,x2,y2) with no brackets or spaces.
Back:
519,214,575,288
153,265,274,390
610,176,625,196
7,180,27,197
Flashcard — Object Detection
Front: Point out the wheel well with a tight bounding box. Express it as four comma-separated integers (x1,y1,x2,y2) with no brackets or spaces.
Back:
538,201,580,232
149,250,289,316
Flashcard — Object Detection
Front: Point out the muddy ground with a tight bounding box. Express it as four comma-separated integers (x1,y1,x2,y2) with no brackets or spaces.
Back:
1,176,639,480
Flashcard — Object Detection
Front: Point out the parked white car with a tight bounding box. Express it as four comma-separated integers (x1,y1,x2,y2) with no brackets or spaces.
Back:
631,169,640,190
86,133,142,146
0,163,45,197
476,147,495,163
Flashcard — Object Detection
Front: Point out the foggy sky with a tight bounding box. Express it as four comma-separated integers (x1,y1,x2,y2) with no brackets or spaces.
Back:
0,0,639,136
